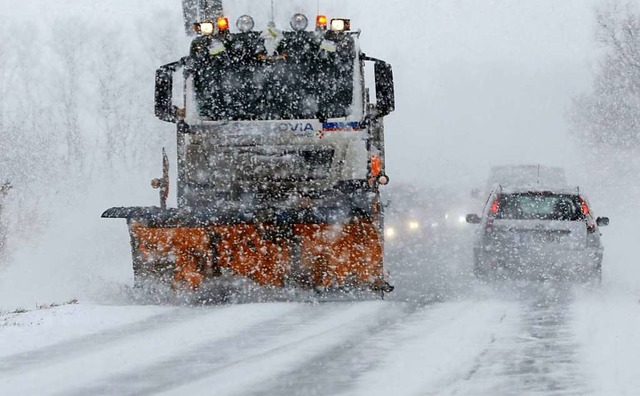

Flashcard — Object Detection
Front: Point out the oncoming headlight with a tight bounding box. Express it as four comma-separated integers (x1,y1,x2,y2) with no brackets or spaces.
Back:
385,227,396,238
408,221,419,231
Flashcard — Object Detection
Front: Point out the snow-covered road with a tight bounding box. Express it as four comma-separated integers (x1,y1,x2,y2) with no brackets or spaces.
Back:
1,280,638,396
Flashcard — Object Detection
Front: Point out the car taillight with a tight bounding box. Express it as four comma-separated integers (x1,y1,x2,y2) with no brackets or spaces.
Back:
485,196,500,232
579,197,596,232
580,197,590,216
490,197,500,215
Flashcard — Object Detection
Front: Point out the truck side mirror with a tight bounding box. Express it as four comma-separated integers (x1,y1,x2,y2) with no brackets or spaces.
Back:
155,66,177,123
596,217,609,227
155,59,188,123
374,61,395,118
466,214,481,224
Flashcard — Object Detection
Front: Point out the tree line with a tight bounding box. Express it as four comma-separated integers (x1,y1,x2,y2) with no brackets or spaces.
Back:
569,2,640,186
0,9,185,246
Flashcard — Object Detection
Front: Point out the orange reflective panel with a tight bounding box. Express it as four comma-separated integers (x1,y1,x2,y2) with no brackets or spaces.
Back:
370,154,382,176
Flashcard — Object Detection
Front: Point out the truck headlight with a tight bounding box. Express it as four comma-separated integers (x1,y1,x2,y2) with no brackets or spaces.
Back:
330,18,351,32
197,22,215,35
237,15,255,32
290,14,309,31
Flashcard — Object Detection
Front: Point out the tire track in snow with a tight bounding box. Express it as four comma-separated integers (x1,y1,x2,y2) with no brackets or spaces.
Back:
152,301,407,396
244,301,423,396
439,283,591,396
344,298,519,396
56,302,374,396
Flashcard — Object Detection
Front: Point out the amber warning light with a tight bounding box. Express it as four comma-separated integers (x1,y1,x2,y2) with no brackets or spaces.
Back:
316,15,328,30
217,17,230,32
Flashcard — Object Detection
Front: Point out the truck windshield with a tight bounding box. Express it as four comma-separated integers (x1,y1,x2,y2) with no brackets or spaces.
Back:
191,32,356,121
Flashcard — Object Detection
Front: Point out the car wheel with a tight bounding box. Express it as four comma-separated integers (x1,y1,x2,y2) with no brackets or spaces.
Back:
473,253,491,280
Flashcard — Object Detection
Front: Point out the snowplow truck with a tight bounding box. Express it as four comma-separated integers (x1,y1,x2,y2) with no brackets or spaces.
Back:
102,12,395,292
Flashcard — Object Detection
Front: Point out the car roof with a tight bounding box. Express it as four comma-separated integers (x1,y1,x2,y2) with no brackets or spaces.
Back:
490,184,581,196
486,165,567,189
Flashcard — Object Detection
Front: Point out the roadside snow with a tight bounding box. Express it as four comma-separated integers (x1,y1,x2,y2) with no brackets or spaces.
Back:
573,287,640,395
0,304,172,357
0,302,299,395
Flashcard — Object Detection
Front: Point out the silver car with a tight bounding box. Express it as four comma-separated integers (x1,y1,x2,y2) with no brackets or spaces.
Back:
466,186,609,282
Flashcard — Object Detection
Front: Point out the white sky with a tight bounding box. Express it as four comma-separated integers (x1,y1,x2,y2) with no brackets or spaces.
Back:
368,0,599,189
2,0,601,189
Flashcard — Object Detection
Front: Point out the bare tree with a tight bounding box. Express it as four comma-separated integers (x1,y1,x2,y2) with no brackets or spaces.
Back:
569,3,640,156
94,29,128,170
50,18,89,171
0,182,10,258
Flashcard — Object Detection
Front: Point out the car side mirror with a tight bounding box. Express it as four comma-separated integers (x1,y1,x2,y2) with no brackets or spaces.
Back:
466,214,481,224
596,217,609,227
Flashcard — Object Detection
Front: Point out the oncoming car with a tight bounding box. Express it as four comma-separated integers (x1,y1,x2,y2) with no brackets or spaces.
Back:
466,186,609,282
381,183,431,247
384,215,424,241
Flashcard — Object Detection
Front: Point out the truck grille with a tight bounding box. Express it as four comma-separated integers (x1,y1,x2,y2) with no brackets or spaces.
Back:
205,148,334,183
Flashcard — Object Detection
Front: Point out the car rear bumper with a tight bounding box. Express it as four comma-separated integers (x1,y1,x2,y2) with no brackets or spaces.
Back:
476,245,602,279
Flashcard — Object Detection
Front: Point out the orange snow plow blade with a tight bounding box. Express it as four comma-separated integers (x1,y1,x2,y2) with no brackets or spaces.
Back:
119,214,389,291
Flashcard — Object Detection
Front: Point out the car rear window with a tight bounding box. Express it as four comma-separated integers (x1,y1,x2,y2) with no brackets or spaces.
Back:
495,193,584,221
